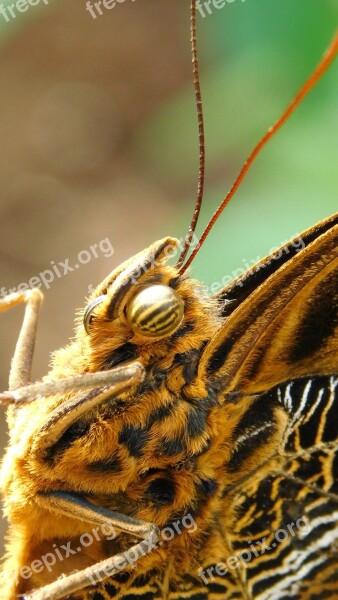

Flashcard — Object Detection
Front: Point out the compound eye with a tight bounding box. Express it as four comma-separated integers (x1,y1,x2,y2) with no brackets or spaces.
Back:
126,285,184,339
83,295,106,334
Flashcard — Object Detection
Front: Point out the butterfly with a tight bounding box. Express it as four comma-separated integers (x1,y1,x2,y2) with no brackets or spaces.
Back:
0,2,337,599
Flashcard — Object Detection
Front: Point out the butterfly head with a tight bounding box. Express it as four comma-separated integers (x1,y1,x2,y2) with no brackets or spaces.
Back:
80,237,220,376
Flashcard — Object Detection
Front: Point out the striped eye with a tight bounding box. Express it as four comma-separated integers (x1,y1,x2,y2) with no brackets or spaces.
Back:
126,285,184,339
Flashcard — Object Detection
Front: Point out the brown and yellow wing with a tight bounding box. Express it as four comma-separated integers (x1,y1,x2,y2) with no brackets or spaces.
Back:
199,213,338,396
193,213,338,599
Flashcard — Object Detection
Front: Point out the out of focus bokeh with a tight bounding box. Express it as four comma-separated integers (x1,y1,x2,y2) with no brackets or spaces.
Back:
0,0,337,554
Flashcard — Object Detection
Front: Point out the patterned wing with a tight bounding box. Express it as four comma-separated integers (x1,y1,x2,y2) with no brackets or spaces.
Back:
221,375,338,599
193,214,338,599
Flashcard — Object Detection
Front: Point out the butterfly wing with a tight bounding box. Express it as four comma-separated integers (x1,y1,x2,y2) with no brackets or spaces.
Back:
196,214,338,598
221,374,337,599
199,213,338,395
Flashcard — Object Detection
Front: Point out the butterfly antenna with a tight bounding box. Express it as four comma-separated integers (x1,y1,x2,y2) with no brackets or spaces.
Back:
179,30,338,275
176,0,206,270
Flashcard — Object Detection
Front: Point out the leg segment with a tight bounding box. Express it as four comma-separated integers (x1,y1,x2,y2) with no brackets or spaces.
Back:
0,362,144,407
34,363,144,452
0,289,43,390
24,492,159,600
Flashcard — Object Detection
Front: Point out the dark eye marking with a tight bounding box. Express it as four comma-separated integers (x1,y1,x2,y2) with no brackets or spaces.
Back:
113,572,131,584
168,276,180,289
160,438,186,456
88,454,122,474
45,420,90,463
172,345,207,384
118,425,149,457
92,593,105,600
169,322,194,342
146,478,176,505
186,407,208,438
147,403,174,426
102,342,138,369
198,478,219,497
104,583,118,596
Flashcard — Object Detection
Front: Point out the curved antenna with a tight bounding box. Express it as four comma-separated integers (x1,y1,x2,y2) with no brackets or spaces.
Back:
179,31,338,275
176,0,206,270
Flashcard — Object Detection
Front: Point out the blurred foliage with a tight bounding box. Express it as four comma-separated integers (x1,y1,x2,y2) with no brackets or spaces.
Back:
0,0,51,40
0,0,336,289
135,0,338,288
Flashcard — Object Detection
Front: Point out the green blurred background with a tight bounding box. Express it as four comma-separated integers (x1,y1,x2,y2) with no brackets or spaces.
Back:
0,0,337,553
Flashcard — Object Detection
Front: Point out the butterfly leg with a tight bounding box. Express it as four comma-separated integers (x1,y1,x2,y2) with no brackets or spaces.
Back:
0,363,144,452
24,491,159,600
0,362,144,407
32,363,145,452
0,289,43,390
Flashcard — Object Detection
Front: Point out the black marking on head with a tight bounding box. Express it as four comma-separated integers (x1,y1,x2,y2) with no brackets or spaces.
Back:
289,270,337,362
104,583,118,596
168,276,180,289
113,572,131,584
45,420,90,463
170,322,194,343
103,342,138,369
138,369,167,394
160,437,186,456
118,425,149,457
122,593,154,600
92,593,105,600
186,406,208,437
205,384,219,406
198,478,219,497
146,477,176,505
173,346,205,385
147,402,174,427
88,454,122,473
